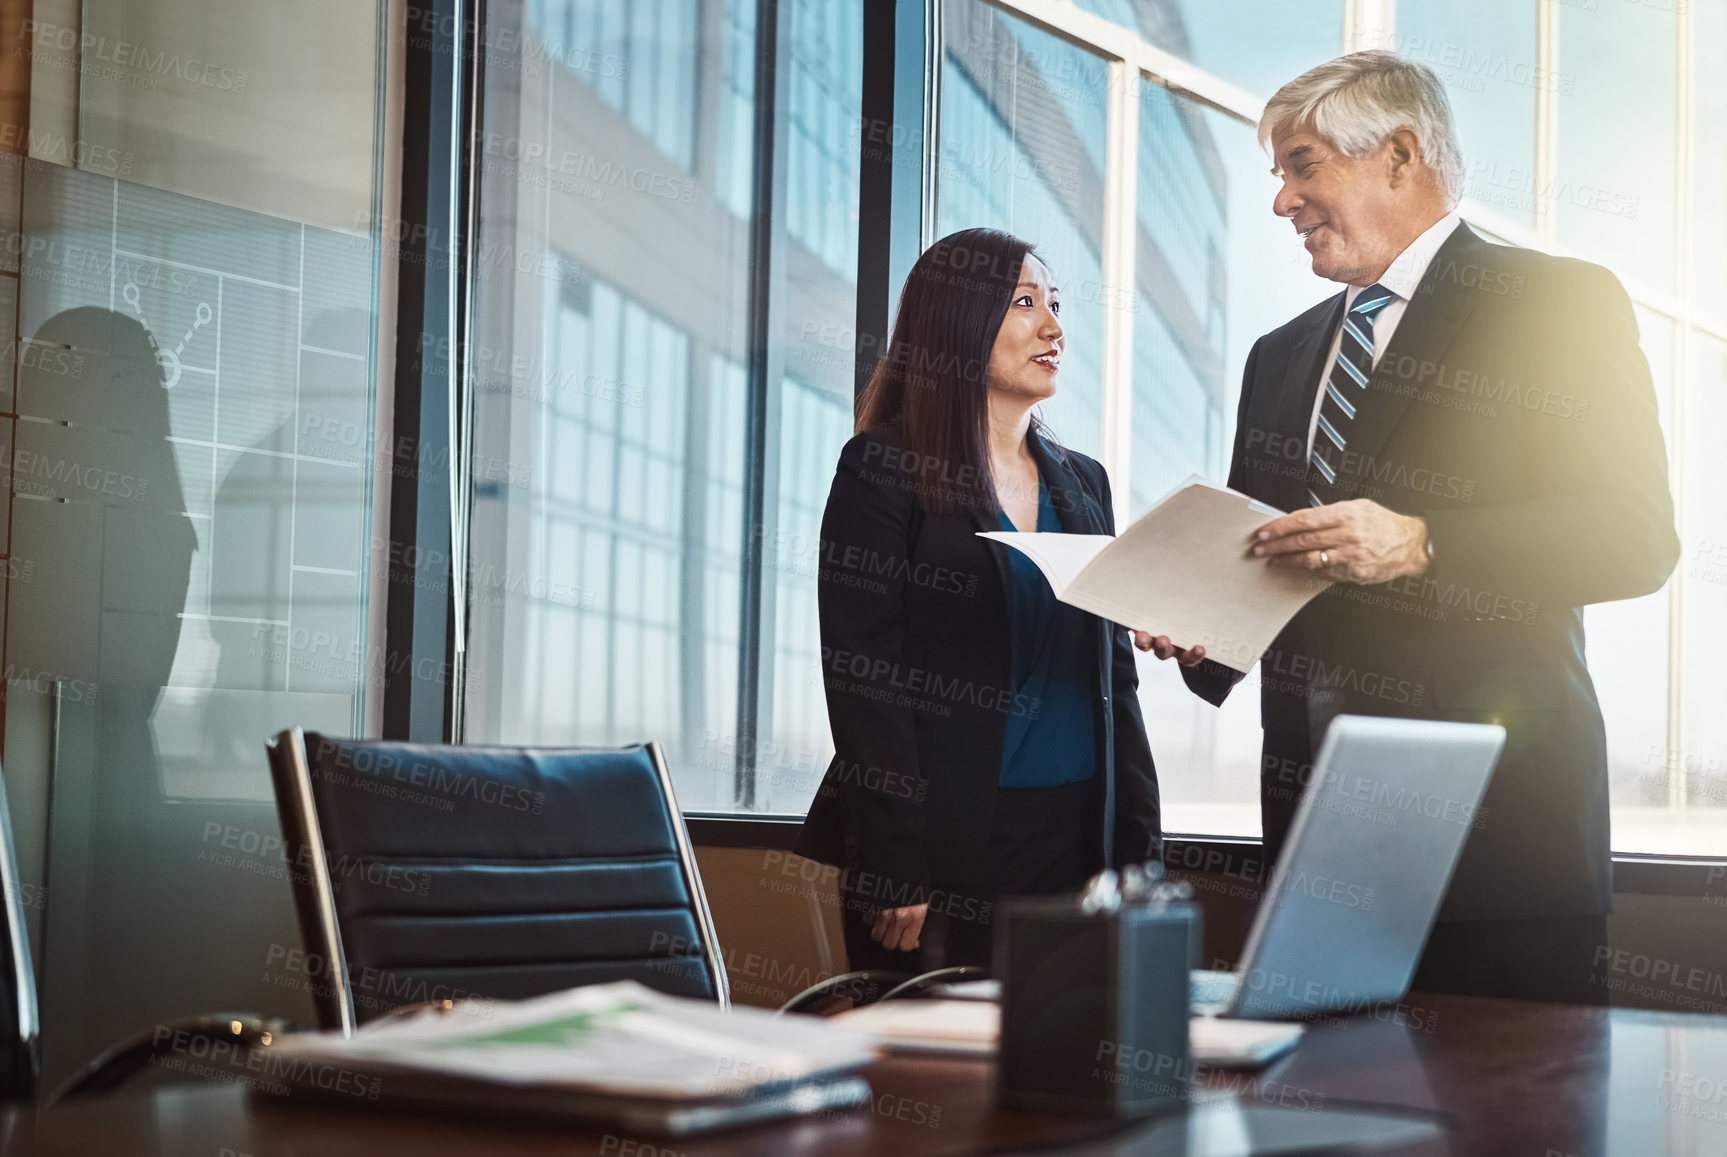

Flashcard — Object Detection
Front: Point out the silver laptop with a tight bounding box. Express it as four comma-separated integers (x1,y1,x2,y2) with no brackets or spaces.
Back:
1192,714,1504,1020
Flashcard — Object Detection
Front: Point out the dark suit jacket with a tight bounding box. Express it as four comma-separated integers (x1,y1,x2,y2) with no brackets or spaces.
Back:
1184,222,1678,922
795,423,1161,912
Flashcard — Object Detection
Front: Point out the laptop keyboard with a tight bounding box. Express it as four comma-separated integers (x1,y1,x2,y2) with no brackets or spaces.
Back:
1189,969,1241,1010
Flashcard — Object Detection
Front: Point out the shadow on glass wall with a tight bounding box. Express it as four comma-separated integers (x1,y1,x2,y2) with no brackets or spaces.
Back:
7,308,195,1083
15,302,371,1083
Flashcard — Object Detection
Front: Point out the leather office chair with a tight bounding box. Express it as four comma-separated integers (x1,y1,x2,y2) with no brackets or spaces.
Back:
57,729,901,1101
265,729,730,1032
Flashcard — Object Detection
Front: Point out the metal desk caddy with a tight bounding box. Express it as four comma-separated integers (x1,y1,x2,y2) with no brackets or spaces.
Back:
996,864,1199,1117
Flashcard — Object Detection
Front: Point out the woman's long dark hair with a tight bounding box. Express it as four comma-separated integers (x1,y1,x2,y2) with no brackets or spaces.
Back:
856,227,1047,514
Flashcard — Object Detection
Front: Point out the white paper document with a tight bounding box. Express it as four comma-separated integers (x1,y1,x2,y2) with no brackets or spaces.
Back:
267,980,879,1099
833,997,999,1057
833,999,1303,1067
979,475,1330,673
1187,1017,1305,1067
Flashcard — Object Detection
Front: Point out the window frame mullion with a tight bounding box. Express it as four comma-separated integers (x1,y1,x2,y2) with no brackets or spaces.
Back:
734,0,793,810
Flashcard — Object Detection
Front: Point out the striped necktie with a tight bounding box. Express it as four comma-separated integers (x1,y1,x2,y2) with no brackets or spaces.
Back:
1307,282,1396,508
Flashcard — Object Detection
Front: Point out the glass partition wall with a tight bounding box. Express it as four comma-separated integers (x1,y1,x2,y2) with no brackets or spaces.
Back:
4,1,394,1085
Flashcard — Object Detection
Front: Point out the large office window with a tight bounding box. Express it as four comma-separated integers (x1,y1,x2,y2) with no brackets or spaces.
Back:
765,375,853,807
938,0,1108,458
1073,0,1346,99
464,0,754,810
932,0,1337,837
1128,85,1332,834
467,2,1727,855
764,0,865,810
1395,0,1538,228
464,0,863,814
922,1,1727,851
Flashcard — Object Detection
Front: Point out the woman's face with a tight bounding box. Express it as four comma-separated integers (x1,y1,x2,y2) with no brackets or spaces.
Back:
985,254,1062,403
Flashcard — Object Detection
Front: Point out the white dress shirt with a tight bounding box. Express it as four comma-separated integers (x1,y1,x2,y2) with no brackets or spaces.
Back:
1306,212,1462,456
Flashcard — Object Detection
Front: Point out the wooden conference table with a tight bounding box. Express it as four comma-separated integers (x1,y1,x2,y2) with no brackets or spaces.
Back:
17,992,1727,1156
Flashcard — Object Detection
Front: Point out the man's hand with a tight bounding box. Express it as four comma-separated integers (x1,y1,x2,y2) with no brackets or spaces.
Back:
871,904,928,951
1251,499,1429,585
1132,634,1208,667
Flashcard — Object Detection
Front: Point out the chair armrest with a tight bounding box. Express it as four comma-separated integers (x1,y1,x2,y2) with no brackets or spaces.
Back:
47,1014,297,1105
776,971,914,1016
878,966,988,1003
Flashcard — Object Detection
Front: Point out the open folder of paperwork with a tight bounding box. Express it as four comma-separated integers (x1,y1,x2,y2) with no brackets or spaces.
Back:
978,475,1331,673
261,980,878,1134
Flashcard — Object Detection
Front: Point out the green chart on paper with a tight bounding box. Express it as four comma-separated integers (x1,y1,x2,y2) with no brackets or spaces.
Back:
422,1003,643,1050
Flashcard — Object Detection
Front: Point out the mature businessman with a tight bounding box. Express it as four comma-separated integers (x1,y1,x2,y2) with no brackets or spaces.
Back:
1140,51,1678,1003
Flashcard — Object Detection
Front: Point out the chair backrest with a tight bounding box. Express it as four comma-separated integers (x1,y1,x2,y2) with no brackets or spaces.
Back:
266,730,728,1032
0,769,39,1098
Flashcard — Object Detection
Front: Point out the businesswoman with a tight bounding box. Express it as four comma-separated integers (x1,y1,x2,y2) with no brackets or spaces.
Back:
795,227,1161,972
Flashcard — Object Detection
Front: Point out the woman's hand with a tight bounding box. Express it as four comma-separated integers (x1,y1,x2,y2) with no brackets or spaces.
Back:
1132,633,1207,668
871,904,929,951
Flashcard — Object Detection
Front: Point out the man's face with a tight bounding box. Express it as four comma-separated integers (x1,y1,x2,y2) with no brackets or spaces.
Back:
1271,125,1408,286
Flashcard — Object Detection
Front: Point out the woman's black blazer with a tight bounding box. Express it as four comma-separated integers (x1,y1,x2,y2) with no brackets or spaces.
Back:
794,423,1161,909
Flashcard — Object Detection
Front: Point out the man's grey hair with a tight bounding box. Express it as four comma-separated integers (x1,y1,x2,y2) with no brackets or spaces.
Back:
1258,50,1465,207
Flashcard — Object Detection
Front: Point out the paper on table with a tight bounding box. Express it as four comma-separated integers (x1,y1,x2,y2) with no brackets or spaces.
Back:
979,475,1330,673
1188,1017,1304,1067
266,980,879,1099
834,999,1303,1068
833,998,1000,1056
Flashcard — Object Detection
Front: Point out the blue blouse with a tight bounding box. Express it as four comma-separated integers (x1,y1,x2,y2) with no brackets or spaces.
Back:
996,478,1098,788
